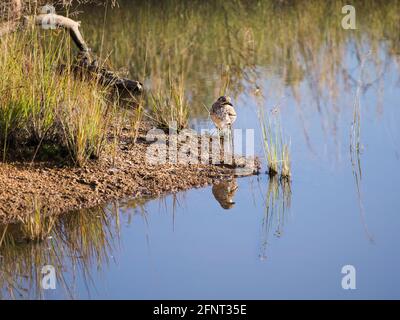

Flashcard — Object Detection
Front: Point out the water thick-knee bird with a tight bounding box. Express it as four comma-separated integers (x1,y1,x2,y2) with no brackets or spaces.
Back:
210,96,237,161
212,179,238,210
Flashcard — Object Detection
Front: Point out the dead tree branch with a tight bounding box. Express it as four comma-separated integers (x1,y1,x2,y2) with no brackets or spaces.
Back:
24,14,89,52
1,1,143,95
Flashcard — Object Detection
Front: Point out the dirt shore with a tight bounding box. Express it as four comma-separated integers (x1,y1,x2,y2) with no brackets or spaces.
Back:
0,126,259,224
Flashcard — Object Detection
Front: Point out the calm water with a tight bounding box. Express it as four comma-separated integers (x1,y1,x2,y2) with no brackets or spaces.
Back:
1,0,400,299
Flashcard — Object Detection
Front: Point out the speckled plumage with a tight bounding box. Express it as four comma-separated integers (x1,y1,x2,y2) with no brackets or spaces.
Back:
212,179,238,209
210,96,237,130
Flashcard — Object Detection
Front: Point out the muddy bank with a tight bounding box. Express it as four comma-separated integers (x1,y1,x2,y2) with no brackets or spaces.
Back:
0,125,259,224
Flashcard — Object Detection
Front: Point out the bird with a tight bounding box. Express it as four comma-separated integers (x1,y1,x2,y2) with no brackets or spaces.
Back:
212,179,238,210
210,96,237,132
210,96,237,159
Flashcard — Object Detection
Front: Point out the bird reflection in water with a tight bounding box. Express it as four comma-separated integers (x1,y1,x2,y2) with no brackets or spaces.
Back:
212,178,238,210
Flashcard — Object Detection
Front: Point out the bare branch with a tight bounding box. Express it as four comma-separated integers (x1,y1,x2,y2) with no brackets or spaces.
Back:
24,14,89,52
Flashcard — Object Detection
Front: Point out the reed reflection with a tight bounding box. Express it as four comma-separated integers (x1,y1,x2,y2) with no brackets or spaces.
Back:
0,206,120,299
259,177,292,261
349,50,375,243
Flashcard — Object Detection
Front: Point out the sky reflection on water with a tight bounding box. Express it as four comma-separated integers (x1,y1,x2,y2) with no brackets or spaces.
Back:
1,0,400,299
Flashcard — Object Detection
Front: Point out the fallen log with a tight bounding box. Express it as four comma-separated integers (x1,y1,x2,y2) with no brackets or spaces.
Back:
1,1,143,95
26,13,143,95
24,13,89,53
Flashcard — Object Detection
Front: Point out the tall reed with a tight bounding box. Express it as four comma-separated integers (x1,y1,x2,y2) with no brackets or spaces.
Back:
0,27,116,165
258,105,291,179
148,75,189,132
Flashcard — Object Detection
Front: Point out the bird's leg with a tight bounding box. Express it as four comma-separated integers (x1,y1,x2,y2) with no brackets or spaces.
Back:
230,125,235,166
224,126,234,165
219,128,224,164
221,127,233,165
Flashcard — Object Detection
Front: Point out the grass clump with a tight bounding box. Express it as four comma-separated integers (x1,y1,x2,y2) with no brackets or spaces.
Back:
148,76,189,132
281,144,291,179
58,81,114,166
258,106,291,180
0,28,116,166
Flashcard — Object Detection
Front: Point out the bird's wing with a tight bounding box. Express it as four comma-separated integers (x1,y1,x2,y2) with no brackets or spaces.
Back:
211,102,219,113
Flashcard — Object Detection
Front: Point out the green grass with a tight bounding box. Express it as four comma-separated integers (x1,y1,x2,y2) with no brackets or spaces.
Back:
1,0,399,165
148,75,189,132
0,27,116,166
258,105,291,179
281,143,291,179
